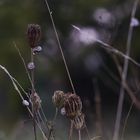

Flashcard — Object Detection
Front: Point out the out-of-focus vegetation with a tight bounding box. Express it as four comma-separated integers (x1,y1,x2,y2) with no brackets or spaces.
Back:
0,0,140,140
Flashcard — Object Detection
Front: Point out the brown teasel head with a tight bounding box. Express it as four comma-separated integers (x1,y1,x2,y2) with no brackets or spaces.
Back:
52,90,65,108
64,93,82,119
27,24,41,48
30,92,41,112
73,113,85,130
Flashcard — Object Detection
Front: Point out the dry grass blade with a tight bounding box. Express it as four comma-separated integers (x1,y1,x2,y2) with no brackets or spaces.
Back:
13,42,35,91
121,102,134,140
0,64,48,140
44,0,76,94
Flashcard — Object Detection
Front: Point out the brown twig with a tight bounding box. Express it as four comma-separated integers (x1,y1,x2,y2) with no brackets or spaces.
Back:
44,0,76,94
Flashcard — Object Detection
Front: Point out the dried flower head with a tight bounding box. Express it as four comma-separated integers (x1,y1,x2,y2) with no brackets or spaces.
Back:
27,24,41,48
64,93,82,119
52,90,65,108
73,113,85,130
30,92,41,112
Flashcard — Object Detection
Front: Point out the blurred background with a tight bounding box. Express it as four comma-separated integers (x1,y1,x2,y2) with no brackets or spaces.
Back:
0,0,140,139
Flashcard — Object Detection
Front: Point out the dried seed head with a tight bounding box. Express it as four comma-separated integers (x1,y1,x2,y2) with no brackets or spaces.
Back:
64,93,82,119
52,90,65,108
73,113,85,130
30,92,41,112
27,24,41,48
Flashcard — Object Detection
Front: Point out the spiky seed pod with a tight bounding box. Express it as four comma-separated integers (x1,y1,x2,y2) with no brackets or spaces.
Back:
27,24,41,48
52,90,65,108
64,93,82,120
73,113,85,130
30,92,41,112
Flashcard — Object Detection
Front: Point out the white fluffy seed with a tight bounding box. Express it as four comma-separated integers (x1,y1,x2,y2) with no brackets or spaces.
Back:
22,100,29,106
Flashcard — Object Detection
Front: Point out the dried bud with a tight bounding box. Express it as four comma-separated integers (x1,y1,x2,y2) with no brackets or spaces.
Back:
30,92,41,112
64,93,82,119
52,90,65,108
73,113,85,130
27,24,41,48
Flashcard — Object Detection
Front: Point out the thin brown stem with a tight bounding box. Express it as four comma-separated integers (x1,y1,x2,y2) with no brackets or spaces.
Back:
53,108,58,122
93,79,103,138
13,42,35,92
33,111,37,140
78,130,81,140
0,64,47,140
44,0,76,94
121,102,133,140
69,120,74,140
85,124,91,140
30,48,37,140
47,108,58,140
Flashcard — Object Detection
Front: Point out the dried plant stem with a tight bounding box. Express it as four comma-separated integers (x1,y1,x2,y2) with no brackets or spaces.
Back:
78,130,81,140
33,112,37,140
40,106,48,123
95,39,140,68
121,102,133,140
30,49,37,140
0,64,48,140
53,108,58,122
93,79,102,138
13,42,35,91
100,56,140,110
13,42,49,131
48,108,58,140
14,42,50,139
37,110,49,131
31,49,35,90
85,124,91,140
48,129,53,140
112,1,139,140
69,120,74,140
44,0,76,94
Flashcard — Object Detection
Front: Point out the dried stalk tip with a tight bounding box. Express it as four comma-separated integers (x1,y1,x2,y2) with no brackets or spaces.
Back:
27,24,41,48
64,93,82,120
30,92,41,112
52,90,65,108
73,113,85,130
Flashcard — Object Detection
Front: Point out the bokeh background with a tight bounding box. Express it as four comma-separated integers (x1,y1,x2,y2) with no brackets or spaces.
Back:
0,0,140,140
